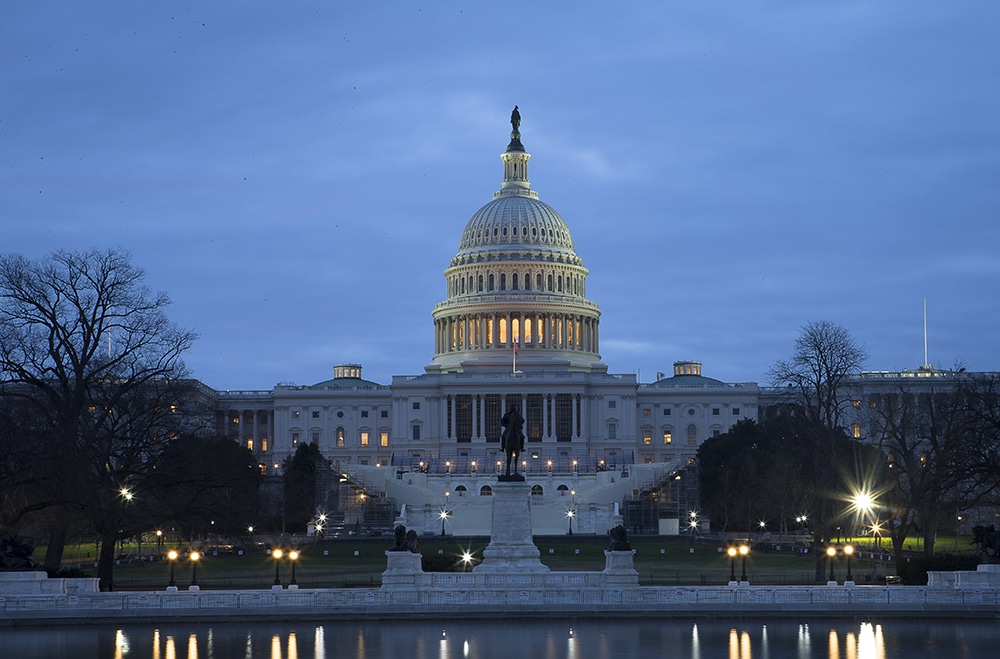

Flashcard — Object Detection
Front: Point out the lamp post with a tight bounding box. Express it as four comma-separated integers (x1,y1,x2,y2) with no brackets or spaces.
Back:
739,544,749,583
566,509,575,535
288,550,299,588
844,544,854,584
189,551,200,590
439,509,449,536
827,545,837,584
167,549,178,590
727,546,737,584
272,548,284,588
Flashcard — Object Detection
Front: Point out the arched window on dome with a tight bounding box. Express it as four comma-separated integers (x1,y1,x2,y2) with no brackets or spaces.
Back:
558,275,563,292
536,273,543,290
524,317,532,344
512,273,519,290
499,317,507,345
461,278,465,294
488,274,494,291
547,274,553,291
500,273,506,291
478,275,483,292
512,318,520,344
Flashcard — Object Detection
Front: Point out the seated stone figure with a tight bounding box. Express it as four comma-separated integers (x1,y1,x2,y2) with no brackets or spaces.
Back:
608,524,631,551
389,525,408,551
405,529,419,553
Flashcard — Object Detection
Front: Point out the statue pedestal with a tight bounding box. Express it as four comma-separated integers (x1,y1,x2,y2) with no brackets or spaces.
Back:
603,549,638,585
382,551,425,589
474,481,548,573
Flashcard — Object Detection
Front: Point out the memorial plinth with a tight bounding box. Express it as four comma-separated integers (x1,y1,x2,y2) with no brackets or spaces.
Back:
474,480,549,573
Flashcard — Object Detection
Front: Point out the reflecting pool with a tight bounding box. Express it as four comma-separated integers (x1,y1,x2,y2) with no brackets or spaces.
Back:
2,618,999,659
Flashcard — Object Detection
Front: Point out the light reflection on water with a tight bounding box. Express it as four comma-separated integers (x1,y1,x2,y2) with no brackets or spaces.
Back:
1,619,997,659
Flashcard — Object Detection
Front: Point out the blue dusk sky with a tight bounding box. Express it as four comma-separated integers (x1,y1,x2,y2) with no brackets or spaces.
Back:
3,3,999,390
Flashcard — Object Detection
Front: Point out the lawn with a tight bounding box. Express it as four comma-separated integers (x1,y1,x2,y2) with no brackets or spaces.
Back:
73,535,912,591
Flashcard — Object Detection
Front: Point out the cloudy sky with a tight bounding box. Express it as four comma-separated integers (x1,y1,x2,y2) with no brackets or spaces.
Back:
3,3,998,390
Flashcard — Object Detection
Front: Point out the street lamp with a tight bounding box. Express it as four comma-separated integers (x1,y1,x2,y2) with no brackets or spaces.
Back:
739,544,749,583
272,548,284,587
167,549,178,589
439,509,450,536
288,550,299,587
844,544,854,583
566,509,575,535
189,551,200,589
727,546,738,584
827,545,837,583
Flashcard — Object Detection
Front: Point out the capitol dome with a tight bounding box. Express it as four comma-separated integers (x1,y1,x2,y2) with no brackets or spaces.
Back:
429,110,603,373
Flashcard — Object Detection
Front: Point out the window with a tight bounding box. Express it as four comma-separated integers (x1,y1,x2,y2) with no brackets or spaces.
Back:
663,409,671,416
732,408,740,416
361,410,368,418
360,431,369,447
259,464,267,476
713,430,720,437
712,408,720,416
292,411,300,419
663,431,672,445
608,423,617,439
852,400,861,408
643,408,651,417
852,424,861,439
608,400,617,409
381,410,389,419
291,432,299,446
531,485,544,496
312,411,320,419
261,438,268,452
380,431,389,447
687,424,697,446
643,429,652,445
336,427,345,447
311,431,320,443
412,402,420,410
246,439,254,451
480,485,493,496
412,425,421,440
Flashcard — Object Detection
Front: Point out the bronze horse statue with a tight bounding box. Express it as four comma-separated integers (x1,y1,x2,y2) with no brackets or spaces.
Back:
500,406,525,478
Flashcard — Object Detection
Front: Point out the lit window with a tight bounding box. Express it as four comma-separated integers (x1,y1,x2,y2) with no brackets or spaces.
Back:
261,438,268,452
232,417,239,424
852,424,861,439
336,427,345,447
259,464,267,476
643,409,651,417
663,432,672,445
292,411,300,419
852,400,861,408
246,439,254,451
291,432,299,446
643,430,652,445
360,431,369,447
380,431,389,447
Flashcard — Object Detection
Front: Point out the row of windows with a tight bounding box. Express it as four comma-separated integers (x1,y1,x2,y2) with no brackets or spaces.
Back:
289,429,390,448
633,405,743,416
290,409,390,420
449,268,585,298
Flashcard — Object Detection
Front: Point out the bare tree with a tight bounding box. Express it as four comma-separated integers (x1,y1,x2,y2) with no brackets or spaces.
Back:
769,320,869,432
768,320,869,581
0,249,196,589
